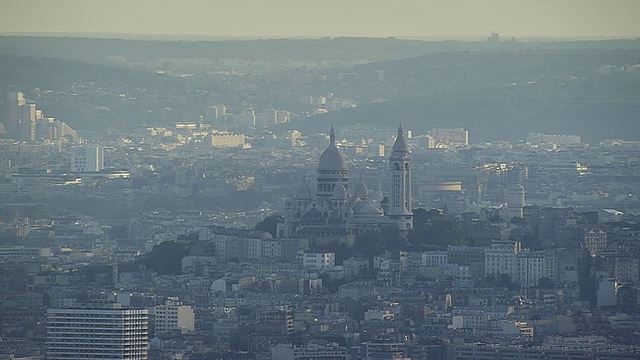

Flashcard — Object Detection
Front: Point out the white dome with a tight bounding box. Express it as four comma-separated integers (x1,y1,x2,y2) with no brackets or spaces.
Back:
318,124,347,171
318,145,347,171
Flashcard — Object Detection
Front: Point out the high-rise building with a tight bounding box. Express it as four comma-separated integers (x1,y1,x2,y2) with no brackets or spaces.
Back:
205,106,217,124
214,104,226,118
19,102,37,142
205,104,227,128
264,108,277,126
3,90,78,143
71,145,104,172
243,109,256,127
46,302,149,360
4,91,25,139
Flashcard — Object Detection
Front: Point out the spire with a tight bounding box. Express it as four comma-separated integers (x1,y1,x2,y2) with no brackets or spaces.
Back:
330,123,336,145
392,124,408,153
353,173,369,200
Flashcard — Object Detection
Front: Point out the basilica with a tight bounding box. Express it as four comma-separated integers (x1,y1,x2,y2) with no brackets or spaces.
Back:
277,125,413,241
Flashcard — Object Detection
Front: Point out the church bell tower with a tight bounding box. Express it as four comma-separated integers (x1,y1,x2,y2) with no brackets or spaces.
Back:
388,125,413,231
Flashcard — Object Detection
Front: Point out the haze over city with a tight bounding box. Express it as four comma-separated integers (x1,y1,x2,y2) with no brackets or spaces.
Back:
1,0,640,39
2,1,640,360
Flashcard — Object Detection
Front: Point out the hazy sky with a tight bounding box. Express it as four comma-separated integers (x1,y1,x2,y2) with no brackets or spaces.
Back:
1,0,639,39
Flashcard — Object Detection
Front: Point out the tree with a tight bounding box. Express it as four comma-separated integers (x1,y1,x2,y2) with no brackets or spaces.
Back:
380,225,406,250
354,225,409,257
315,241,353,265
254,214,283,238
319,273,349,293
412,208,431,230
408,209,466,249
354,233,386,258
139,241,189,275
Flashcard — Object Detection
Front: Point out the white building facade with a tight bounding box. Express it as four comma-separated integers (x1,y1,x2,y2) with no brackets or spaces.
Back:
303,252,335,271
152,298,195,335
46,303,148,360
71,145,104,172
484,240,522,282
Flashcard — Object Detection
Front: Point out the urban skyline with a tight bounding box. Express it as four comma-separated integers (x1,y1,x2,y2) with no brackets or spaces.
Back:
1,10,640,360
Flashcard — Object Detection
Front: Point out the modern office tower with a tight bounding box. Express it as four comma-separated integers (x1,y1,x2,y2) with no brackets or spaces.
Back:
255,109,278,128
46,302,149,360
205,104,226,126
71,145,104,172
20,102,37,142
264,108,278,126
205,106,217,123
243,109,256,127
214,104,226,118
4,91,25,139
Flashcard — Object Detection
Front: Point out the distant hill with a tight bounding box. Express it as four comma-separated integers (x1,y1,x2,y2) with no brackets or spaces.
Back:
0,55,203,131
2,36,640,66
290,48,640,143
294,90,640,143
0,36,436,65
1,37,639,141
